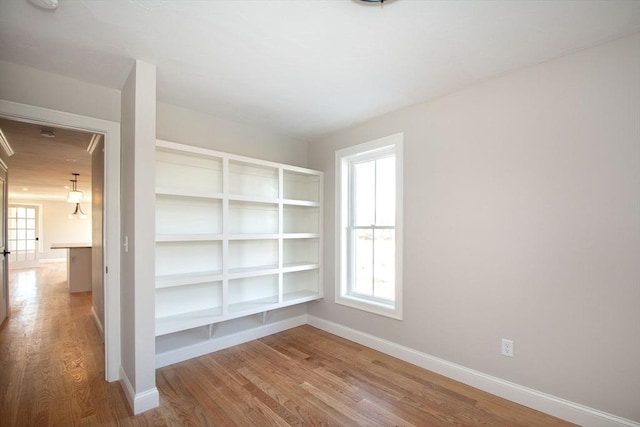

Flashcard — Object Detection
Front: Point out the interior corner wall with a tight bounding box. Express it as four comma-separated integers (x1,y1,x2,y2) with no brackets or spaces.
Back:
0,60,120,123
307,33,640,422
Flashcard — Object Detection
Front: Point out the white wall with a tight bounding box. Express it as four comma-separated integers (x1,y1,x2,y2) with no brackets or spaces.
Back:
157,102,307,167
308,34,640,422
8,199,92,261
0,60,120,123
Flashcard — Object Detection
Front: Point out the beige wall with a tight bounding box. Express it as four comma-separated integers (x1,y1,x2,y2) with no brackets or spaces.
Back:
0,60,120,123
157,102,308,167
308,34,640,422
8,199,92,261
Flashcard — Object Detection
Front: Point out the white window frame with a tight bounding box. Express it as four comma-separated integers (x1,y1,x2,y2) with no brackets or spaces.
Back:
335,133,403,319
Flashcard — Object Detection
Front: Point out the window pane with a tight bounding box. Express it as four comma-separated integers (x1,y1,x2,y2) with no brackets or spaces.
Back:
373,229,395,301
375,156,395,226
26,208,35,219
353,160,375,226
352,228,373,296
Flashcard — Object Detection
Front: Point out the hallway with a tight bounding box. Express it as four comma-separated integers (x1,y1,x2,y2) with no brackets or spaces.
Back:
0,263,130,426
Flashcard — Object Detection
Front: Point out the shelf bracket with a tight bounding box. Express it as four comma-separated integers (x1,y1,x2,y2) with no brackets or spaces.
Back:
208,323,218,339
260,311,268,324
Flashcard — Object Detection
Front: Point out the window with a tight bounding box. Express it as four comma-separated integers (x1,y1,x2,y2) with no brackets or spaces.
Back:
335,133,403,319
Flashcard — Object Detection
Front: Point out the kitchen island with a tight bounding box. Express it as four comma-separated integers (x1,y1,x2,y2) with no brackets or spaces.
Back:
51,243,92,293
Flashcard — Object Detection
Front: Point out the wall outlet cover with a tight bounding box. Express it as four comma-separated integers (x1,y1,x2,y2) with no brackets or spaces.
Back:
501,338,514,357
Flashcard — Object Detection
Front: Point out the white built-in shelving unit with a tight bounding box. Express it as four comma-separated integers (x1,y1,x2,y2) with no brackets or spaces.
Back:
154,140,322,364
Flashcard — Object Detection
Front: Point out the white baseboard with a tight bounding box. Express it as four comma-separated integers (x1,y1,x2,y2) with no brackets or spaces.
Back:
307,315,639,427
91,306,104,340
119,367,160,415
155,314,308,368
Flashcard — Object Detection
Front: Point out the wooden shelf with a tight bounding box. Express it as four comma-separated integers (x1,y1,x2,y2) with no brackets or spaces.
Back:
156,234,223,242
228,296,279,314
156,306,224,336
228,265,280,278
282,199,320,207
154,140,323,363
282,233,320,239
156,187,223,200
156,271,223,289
283,290,322,303
282,262,319,273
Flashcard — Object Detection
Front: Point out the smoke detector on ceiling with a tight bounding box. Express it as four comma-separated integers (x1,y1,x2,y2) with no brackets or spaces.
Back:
356,0,396,4
28,0,58,10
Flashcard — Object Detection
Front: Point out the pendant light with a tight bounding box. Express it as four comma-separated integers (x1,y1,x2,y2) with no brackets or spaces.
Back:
67,173,83,203
68,173,88,219
69,202,88,220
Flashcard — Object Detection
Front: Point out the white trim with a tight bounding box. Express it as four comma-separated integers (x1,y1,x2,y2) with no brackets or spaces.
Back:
0,99,121,382
91,305,104,339
87,133,101,154
335,132,404,320
119,367,160,415
307,315,639,427
0,127,15,157
156,314,308,368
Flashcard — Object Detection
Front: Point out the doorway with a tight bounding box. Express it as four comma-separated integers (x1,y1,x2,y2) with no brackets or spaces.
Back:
0,99,121,382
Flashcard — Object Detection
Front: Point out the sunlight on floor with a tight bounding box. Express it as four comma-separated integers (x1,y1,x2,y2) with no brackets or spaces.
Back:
11,269,38,300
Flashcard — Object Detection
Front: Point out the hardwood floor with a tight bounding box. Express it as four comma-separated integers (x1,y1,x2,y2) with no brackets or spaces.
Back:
0,263,575,426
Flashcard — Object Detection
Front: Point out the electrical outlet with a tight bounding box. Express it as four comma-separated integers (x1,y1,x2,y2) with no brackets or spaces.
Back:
501,339,514,357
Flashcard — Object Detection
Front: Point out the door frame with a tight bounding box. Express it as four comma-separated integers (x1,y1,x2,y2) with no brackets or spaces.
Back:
0,159,8,326
0,99,121,382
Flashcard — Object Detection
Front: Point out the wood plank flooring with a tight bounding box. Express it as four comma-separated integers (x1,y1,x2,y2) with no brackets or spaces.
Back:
0,263,575,426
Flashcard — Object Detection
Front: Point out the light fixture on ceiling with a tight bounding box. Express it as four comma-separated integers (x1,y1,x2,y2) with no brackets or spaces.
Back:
67,173,83,203
69,202,87,220
68,174,87,220
27,0,59,10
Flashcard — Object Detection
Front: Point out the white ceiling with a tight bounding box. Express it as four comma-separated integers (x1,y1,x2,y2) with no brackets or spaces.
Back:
0,0,639,140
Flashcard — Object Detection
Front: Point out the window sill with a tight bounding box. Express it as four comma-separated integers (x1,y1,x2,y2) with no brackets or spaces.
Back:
335,294,402,320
